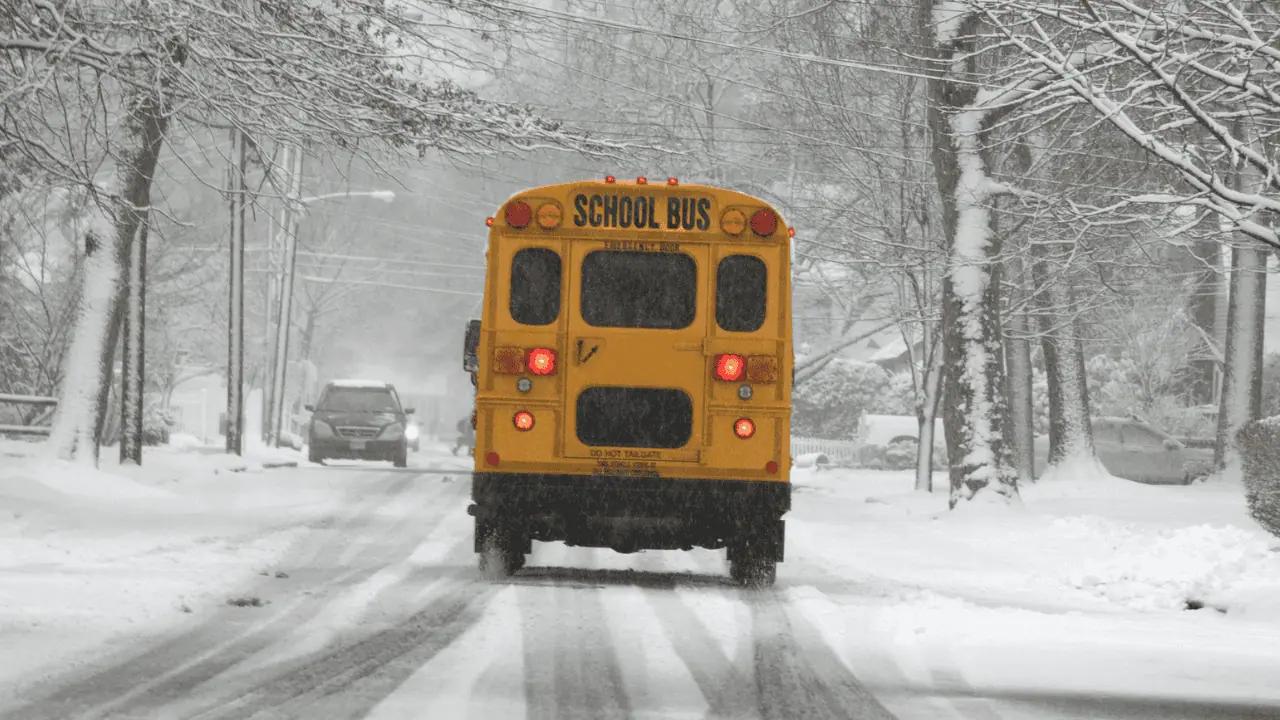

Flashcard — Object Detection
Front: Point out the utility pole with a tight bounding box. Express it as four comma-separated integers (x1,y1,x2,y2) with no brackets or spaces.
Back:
226,128,247,455
262,143,291,442
268,148,304,447
119,221,148,465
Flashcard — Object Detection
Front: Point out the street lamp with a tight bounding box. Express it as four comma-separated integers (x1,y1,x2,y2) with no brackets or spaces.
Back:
266,186,395,447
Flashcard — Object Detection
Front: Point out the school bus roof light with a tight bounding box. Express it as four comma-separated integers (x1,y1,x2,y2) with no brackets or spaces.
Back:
667,177,679,186
734,417,756,439
605,175,616,184
714,353,746,382
513,411,535,432
536,202,562,230
720,209,746,236
505,200,532,229
527,347,557,376
750,208,777,237
636,176,648,185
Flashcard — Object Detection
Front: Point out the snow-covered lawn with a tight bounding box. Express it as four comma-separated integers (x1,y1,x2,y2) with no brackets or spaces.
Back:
0,438,341,699
785,465,1280,714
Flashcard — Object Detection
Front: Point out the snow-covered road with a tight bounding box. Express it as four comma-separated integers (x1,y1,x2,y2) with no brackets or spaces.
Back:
3,449,1279,719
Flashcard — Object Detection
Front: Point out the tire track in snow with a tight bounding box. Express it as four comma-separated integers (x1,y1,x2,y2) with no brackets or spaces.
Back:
748,592,896,720
6,472,457,719
646,582,760,719
518,564,631,720
186,540,494,720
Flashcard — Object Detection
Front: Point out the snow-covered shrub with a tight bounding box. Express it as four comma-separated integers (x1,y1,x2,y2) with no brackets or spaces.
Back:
142,402,175,446
1238,418,1280,538
793,360,905,439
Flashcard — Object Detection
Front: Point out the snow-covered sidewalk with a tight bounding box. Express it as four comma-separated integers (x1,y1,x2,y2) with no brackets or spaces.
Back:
0,438,344,699
785,466,1280,716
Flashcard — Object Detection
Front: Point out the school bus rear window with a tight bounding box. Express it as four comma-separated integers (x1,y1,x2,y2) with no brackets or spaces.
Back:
510,247,561,325
716,255,766,332
580,250,696,329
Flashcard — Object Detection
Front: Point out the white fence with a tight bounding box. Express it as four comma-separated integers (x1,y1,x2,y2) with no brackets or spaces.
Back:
790,436,859,467
0,393,57,437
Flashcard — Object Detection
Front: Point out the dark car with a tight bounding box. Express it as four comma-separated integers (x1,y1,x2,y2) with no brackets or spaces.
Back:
1034,416,1214,485
305,380,414,467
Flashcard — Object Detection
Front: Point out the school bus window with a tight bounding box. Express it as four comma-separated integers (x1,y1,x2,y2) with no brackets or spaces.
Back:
576,387,693,448
510,247,561,325
581,251,696,329
716,255,766,332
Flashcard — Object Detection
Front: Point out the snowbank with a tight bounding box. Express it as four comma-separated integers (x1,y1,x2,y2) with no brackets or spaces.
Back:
785,465,1280,713
0,439,337,698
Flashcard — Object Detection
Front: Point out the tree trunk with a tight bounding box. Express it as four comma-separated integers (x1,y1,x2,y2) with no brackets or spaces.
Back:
919,4,1018,506
1004,291,1036,483
914,336,944,492
89,45,186,453
1029,240,1095,466
1215,123,1269,469
119,220,148,464
45,224,118,465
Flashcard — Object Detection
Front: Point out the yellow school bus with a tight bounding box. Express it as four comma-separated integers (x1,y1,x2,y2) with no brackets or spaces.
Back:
465,176,792,586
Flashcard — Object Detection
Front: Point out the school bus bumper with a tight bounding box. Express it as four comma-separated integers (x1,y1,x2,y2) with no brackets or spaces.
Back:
468,473,789,558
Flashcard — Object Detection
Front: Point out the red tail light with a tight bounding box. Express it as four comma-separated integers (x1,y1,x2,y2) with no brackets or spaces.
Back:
766,460,779,474
714,354,746,382
485,451,500,466
734,418,756,439
505,201,532,229
749,208,777,237
527,347,556,376
485,217,494,227
513,411,535,431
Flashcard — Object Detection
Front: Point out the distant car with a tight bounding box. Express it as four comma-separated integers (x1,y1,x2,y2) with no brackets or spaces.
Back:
1033,416,1214,485
305,380,414,467
855,414,947,470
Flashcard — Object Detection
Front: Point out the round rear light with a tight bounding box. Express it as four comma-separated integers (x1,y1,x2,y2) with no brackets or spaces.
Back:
714,354,746,382
513,411,535,431
536,203,562,229
721,209,746,236
734,418,756,439
505,201,532,229
485,217,494,227
766,460,779,474
749,208,777,237
485,451,500,466
527,347,556,376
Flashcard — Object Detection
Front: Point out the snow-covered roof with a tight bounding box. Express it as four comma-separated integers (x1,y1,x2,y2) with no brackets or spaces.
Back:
329,379,391,389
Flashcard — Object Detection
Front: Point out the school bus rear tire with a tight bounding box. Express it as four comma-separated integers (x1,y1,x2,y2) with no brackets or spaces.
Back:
729,542,778,588
477,521,525,578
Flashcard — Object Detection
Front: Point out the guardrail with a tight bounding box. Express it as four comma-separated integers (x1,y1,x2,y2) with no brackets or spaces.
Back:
0,393,57,437
790,436,858,467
